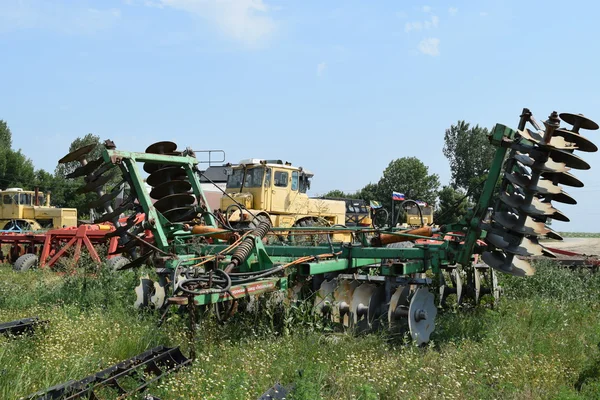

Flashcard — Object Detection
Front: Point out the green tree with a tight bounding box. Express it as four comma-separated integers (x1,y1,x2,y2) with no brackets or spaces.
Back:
434,186,469,225
358,183,378,203
375,157,440,212
0,120,12,149
320,189,360,199
443,121,495,202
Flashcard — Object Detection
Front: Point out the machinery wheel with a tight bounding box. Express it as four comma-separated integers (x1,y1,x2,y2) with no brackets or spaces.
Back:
3,220,34,231
292,217,331,245
107,256,130,272
13,254,38,272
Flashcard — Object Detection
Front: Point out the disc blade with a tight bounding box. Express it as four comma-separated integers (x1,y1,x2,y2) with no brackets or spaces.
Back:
493,212,552,237
559,113,599,131
549,149,590,170
482,251,535,277
147,167,188,187
119,251,153,271
162,207,197,222
486,232,543,257
154,193,194,213
76,171,117,194
505,172,562,195
86,187,122,209
518,128,577,150
514,154,569,173
537,190,577,205
408,287,437,345
59,144,96,164
66,157,105,178
95,203,135,223
145,141,177,154
554,129,598,152
150,180,192,200
541,171,583,188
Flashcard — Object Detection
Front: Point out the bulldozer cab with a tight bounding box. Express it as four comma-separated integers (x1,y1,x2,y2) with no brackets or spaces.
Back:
405,204,434,226
222,160,312,215
1,189,46,220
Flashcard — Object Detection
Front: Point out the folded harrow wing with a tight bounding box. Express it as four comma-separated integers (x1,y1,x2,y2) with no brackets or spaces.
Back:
60,108,597,344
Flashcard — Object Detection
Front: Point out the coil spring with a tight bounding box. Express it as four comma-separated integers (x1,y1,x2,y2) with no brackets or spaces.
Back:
225,217,272,272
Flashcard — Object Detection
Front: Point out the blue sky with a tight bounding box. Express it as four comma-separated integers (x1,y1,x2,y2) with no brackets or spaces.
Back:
1,0,600,232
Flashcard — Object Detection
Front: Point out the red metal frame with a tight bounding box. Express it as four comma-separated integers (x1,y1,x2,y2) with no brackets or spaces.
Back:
0,224,118,268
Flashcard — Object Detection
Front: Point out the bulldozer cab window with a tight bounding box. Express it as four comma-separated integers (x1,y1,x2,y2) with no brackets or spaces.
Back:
19,194,31,205
227,169,244,189
244,167,264,188
299,176,310,193
3,195,12,205
264,168,271,188
274,171,288,188
291,171,298,191
37,195,44,206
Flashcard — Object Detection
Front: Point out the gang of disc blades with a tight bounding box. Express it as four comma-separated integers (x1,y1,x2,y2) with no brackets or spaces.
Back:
554,129,598,152
162,207,197,222
66,157,105,179
517,128,577,151
559,113,599,131
485,232,543,257
549,148,590,170
147,167,188,187
58,144,97,164
154,193,194,213
513,154,568,173
86,188,122,209
482,251,535,277
76,171,117,194
541,171,583,187
145,141,177,154
150,180,192,200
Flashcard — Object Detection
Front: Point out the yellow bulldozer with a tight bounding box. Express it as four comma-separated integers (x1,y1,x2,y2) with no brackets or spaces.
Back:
219,159,346,236
0,188,77,231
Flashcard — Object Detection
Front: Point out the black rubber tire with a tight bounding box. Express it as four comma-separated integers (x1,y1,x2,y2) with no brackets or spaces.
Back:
13,253,38,272
107,255,130,272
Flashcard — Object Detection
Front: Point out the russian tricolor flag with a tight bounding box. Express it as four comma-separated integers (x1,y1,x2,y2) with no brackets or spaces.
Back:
392,191,405,201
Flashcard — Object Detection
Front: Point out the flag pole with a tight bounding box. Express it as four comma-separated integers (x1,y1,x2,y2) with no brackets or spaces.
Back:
390,191,394,228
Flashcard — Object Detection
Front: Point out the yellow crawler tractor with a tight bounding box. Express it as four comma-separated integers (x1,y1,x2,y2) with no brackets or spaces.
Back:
219,159,346,239
0,188,77,230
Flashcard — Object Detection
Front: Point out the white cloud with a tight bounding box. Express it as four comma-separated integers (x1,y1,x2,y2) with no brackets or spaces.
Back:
405,15,438,32
157,0,276,47
418,38,440,56
317,62,327,77
480,11,488,17
448,7,458,16
422,5,432,13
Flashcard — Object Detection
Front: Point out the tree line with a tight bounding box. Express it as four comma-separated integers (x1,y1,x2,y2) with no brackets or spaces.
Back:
0,119,496,224
0,121,105,216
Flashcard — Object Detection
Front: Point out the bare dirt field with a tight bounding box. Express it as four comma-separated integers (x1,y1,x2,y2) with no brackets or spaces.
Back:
543,237,600,256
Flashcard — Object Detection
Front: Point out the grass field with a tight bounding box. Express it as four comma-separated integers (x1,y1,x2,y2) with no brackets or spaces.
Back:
3,261,600,399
